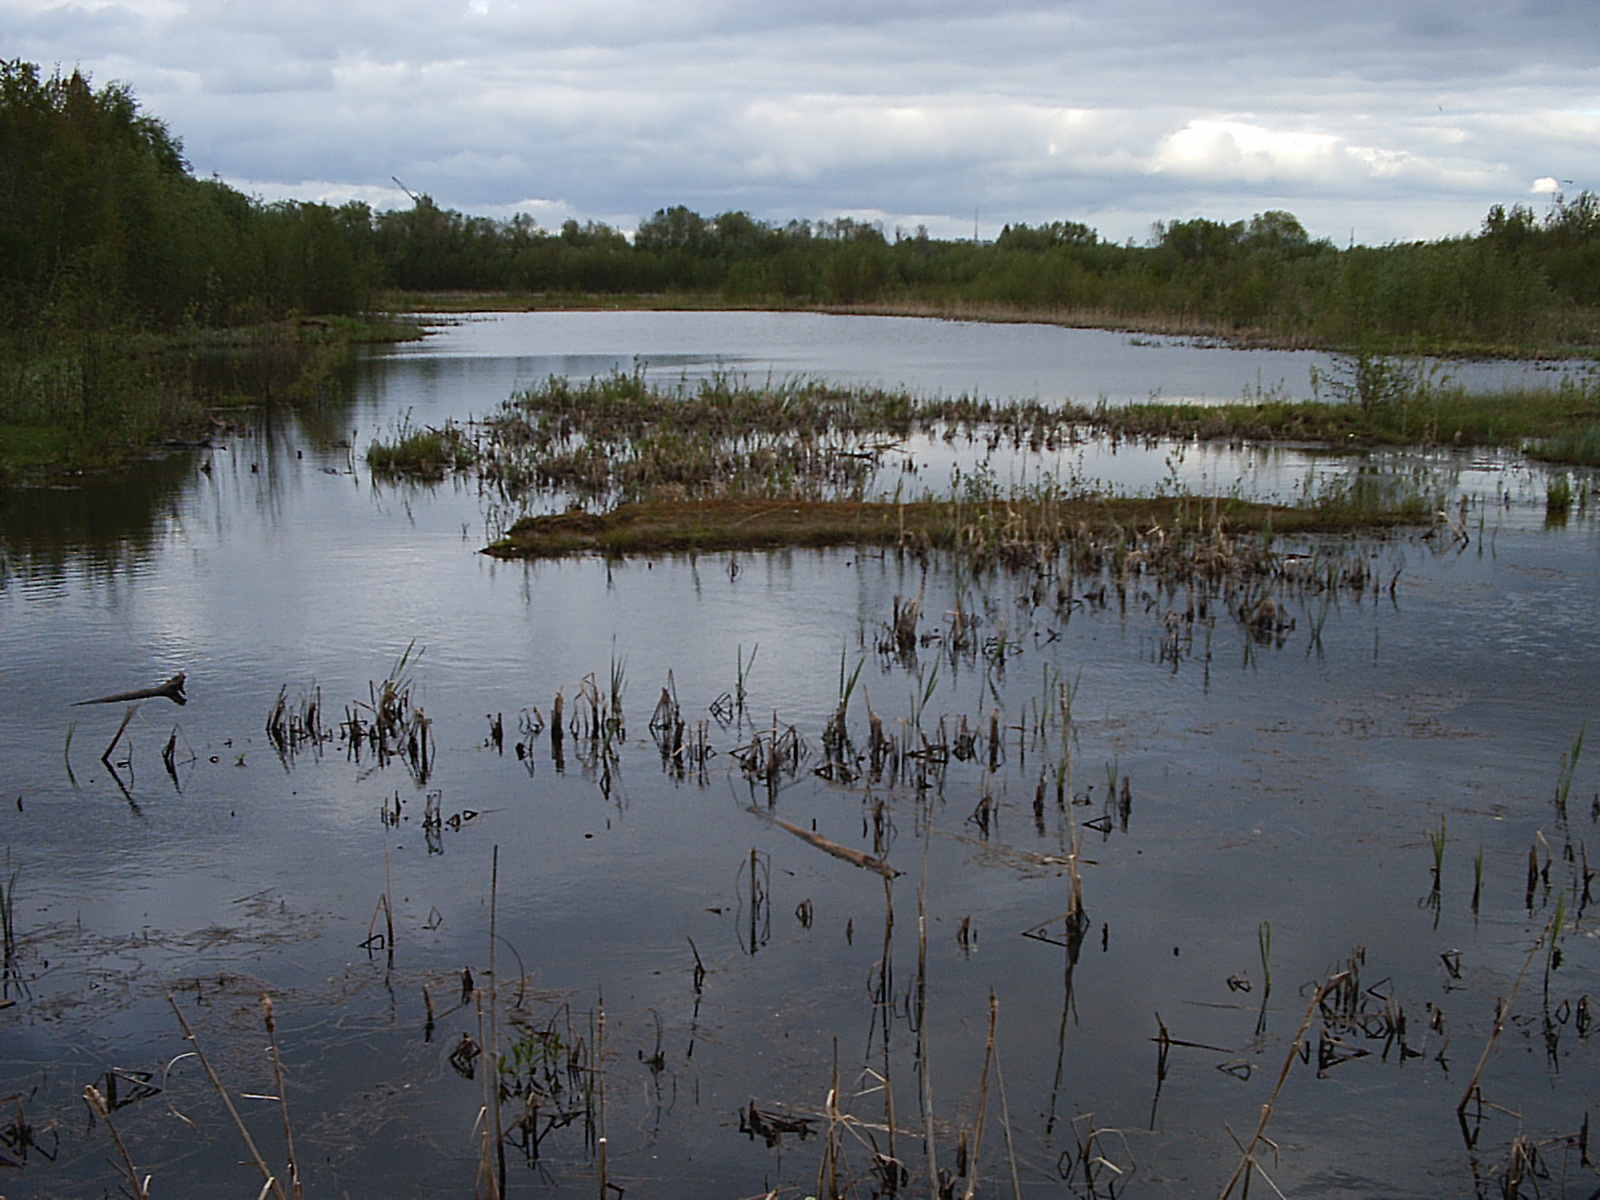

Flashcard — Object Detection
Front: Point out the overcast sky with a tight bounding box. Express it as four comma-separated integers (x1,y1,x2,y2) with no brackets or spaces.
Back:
8,0,1598,244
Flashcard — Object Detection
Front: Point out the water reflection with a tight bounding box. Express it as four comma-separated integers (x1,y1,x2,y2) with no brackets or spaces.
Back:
0,313,1597,1200
0,452,195,588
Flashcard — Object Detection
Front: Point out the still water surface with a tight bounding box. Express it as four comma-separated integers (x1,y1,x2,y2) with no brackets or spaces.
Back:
1,312,1597,1198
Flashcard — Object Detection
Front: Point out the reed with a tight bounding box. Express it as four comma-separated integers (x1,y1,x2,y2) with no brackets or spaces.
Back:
1556,722,1586,820
1219,969,1352,1199
1472,845,1485,915
262,996,304,1200
0,862,16,977
83,1084,149,1199
168,995,288,1200
1456,904,1567,1144
1427,815,1447,887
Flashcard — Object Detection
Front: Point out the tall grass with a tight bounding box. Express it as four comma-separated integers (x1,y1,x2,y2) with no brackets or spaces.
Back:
367,416,478,477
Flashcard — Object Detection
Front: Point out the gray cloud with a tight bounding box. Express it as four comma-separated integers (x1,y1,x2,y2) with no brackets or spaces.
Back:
6,0,1597,243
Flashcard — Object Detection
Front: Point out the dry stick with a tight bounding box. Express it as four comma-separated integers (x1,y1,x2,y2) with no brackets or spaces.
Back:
1456,906,1563,1134
961,991,998,1200
74,673,188,707
1217,970,1351,1200
748,806,900,878
488,845,506,1200
262,996,303,1200
84,1083,150,1199
167,994,288,1200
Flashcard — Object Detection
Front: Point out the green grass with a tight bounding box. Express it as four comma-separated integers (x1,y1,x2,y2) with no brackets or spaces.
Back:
1535,421,1600,467
367,420,478,477
0,317,418,481
1103,374,1600,449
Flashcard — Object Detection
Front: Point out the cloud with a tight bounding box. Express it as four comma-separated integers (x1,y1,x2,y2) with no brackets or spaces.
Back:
7,0,1599,245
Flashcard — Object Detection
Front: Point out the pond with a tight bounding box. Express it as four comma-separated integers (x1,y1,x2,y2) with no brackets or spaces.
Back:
0,312,1597,1199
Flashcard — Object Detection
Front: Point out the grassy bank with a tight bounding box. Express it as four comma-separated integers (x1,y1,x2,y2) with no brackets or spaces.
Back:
1100,374,1600,448
485,493,1426,560
381,290,1600,358
0,316,419,482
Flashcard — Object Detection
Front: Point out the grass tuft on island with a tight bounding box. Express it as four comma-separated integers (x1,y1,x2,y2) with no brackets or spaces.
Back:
367,419,478,478
484,492,1429,561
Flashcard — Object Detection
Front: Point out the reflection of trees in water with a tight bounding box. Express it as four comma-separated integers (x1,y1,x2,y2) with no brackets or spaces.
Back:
190,341,366,452
0,345,366,589
0,450,196,587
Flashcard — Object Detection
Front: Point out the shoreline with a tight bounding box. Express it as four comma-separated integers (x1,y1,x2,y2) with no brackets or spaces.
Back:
387,291,1600,361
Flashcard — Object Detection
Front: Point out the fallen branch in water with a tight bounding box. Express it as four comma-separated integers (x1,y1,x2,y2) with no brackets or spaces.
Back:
74,672,187,707
747,806,900,878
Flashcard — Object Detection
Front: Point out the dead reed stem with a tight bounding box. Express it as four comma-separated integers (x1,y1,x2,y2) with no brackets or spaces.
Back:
918,821,937,1200
488,844,506,1199
1456,905,1564,1134
475,988,496,1200
597,988,608,1199
384,844,396,966
167,994,288,1200
262,996,303,1200
101,701,140,765
1218,970,1351,1200
84,1083,149,1199
961,991,998,1200
993,1044,1023,1200
881,875,897,1173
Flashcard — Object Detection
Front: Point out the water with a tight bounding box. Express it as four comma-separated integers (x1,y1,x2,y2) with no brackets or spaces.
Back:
1,312,1598,1199
378,310,1594,414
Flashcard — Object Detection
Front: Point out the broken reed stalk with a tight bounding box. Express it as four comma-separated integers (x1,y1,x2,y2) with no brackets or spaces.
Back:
84,1083,149,1199
167,994,288,1200
1456,904,1565,1129
961,991,998,1200
1217,969,1351,1200
262,996,303,1200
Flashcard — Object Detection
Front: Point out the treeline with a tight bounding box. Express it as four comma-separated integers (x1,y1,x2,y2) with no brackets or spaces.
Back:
375,200,1600,351
4,57,1599,355
0,60,372,333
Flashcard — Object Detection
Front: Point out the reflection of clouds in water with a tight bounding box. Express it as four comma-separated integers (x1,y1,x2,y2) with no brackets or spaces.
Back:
4,313,1600,1197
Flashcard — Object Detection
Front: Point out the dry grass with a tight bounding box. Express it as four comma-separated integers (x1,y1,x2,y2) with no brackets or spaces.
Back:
485,494,1418,560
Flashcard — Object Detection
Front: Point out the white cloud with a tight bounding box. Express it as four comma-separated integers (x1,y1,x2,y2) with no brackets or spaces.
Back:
6,0,1599,245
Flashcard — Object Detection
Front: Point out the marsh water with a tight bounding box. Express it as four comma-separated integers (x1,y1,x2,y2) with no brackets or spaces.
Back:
1,312,1598,1199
